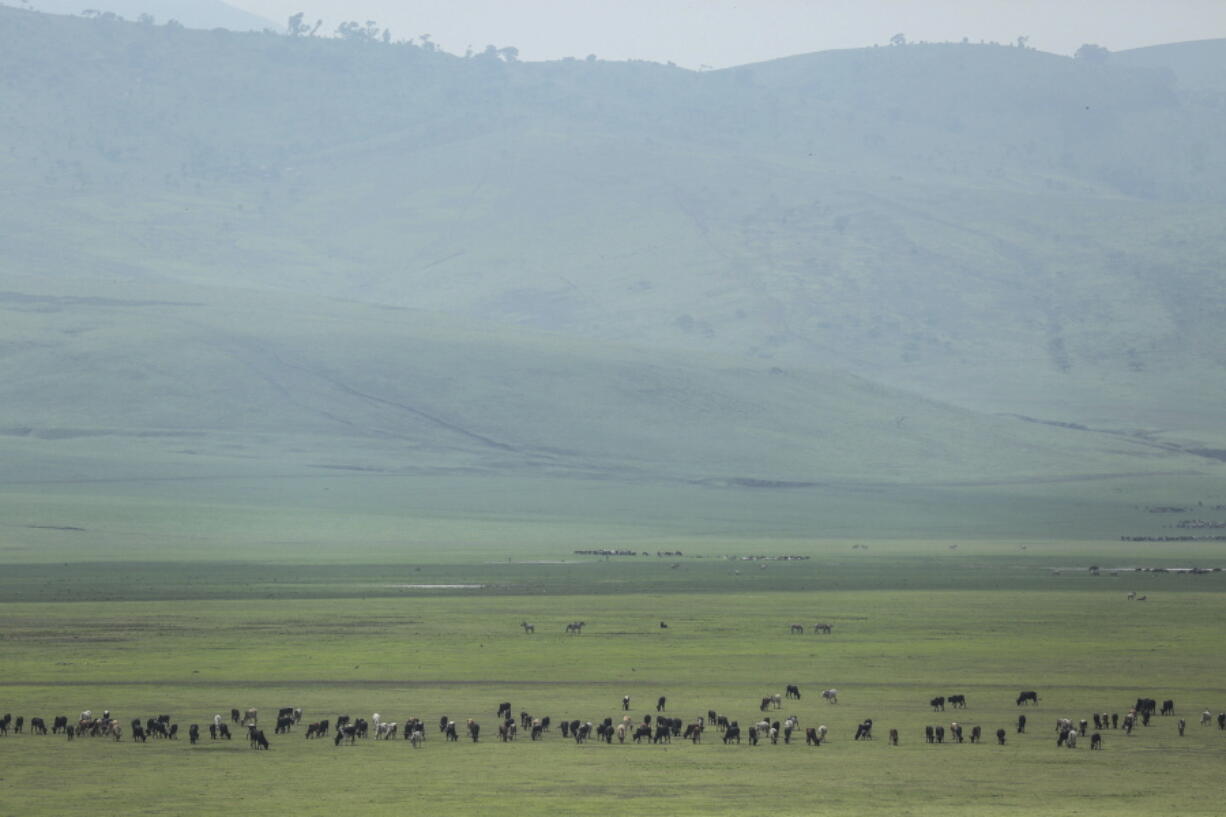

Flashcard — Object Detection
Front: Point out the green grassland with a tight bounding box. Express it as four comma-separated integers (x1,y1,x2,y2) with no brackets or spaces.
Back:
2,539,1225,817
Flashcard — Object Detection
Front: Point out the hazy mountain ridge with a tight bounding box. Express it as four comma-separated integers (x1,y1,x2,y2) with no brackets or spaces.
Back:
2,7,1224,502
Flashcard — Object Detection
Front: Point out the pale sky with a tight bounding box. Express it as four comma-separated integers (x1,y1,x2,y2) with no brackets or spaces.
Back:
231,0,1226,68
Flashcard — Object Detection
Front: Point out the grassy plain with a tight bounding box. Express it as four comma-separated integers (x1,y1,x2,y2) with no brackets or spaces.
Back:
2,538,1225,817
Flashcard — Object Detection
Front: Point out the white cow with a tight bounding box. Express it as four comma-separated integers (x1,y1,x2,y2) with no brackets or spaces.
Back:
822,689,838,704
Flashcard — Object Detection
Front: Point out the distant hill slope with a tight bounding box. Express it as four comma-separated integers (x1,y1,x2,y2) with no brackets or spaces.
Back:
1,8,1224,516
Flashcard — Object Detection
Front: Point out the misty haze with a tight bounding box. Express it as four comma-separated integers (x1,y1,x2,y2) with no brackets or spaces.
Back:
1,5,1224,815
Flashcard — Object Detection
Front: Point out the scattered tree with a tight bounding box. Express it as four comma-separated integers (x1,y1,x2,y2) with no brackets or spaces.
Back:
1075,43,1109,63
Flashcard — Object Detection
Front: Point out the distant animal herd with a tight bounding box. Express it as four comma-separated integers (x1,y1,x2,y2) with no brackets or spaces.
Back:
3,691,1218,755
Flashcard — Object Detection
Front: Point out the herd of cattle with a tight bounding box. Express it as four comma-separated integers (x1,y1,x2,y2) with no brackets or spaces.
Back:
2,691,1220,754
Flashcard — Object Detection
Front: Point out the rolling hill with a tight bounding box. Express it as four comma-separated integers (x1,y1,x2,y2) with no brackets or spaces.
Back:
1,7,1223,550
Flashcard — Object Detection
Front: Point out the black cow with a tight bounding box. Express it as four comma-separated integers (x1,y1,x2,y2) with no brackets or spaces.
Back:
632,724,652,743
1017,714,1027,733
1017,691,1039,706
854,719,873,740
1161,699,1175,716
723,724,741,744
132,724,147,743
1178,719,1186,736
219,724,231,740
13,716,22,734
189,724,200,744
574,722,592,743
275,716,294,734
52,716,68,734
656,696,667,712
786,685,801,700
249,726,269,749
209,723,217,740
472,720,484,742
948,694,967,709
335,725,358,745
445,721,458,741
560,720,571,738
925,725,934,743
1090,732,1102,749
930,696,945,711
652,723,670,744
230,708,241,724
30,717,47,735
996,729,1006,745
970,725,981,743
497,702,511,719
935,725,945,743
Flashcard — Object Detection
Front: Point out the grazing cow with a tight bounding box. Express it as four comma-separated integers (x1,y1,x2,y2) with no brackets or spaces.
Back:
249,727,269,750
623,696,631,711
1178,719,1186,736
499,720,517,742
1090,732,1102,749
1065,730,1077,749
949,694,967,709
615,723,627,743
219,724,231,740
854,719,873,740
473,719,487,742
1122,714,1135,735
930,696,946,712
814,623,833,634
440,715,450,733
822,689,838,704
996,728,1006,745
748,726,760,745
1161,699,1175,716
278,707,295,723
131,724,146,743
1079,719,1088,736
760,697,772,712
230,708,240,724
1111,713,1119,729
805,726,822,745
656,696,667,712
790,623,804,634
1017,714,1026,733
1016,691,1039,706
244,708,258,726
521,621,534,634
723,724,741,744
497,702,511,719
1093,713,1102,730
1201,710,1212,726
652,723,671,744
52,716,68,734
1218,713,1226,731
970,725,981,744
445,721,458,741
110,723,123,742
574,722,592,743
209,723,217,740
935,725,945,744
786,684,801,700
888,728,899,746
335,725,358,746
275,716,294,734
950,722,963,743
378,722,399,740
30,717,47,735
13,716,23,734
925,725,935,743
632,724,651,743
410,727,424,748
189,724,199,744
